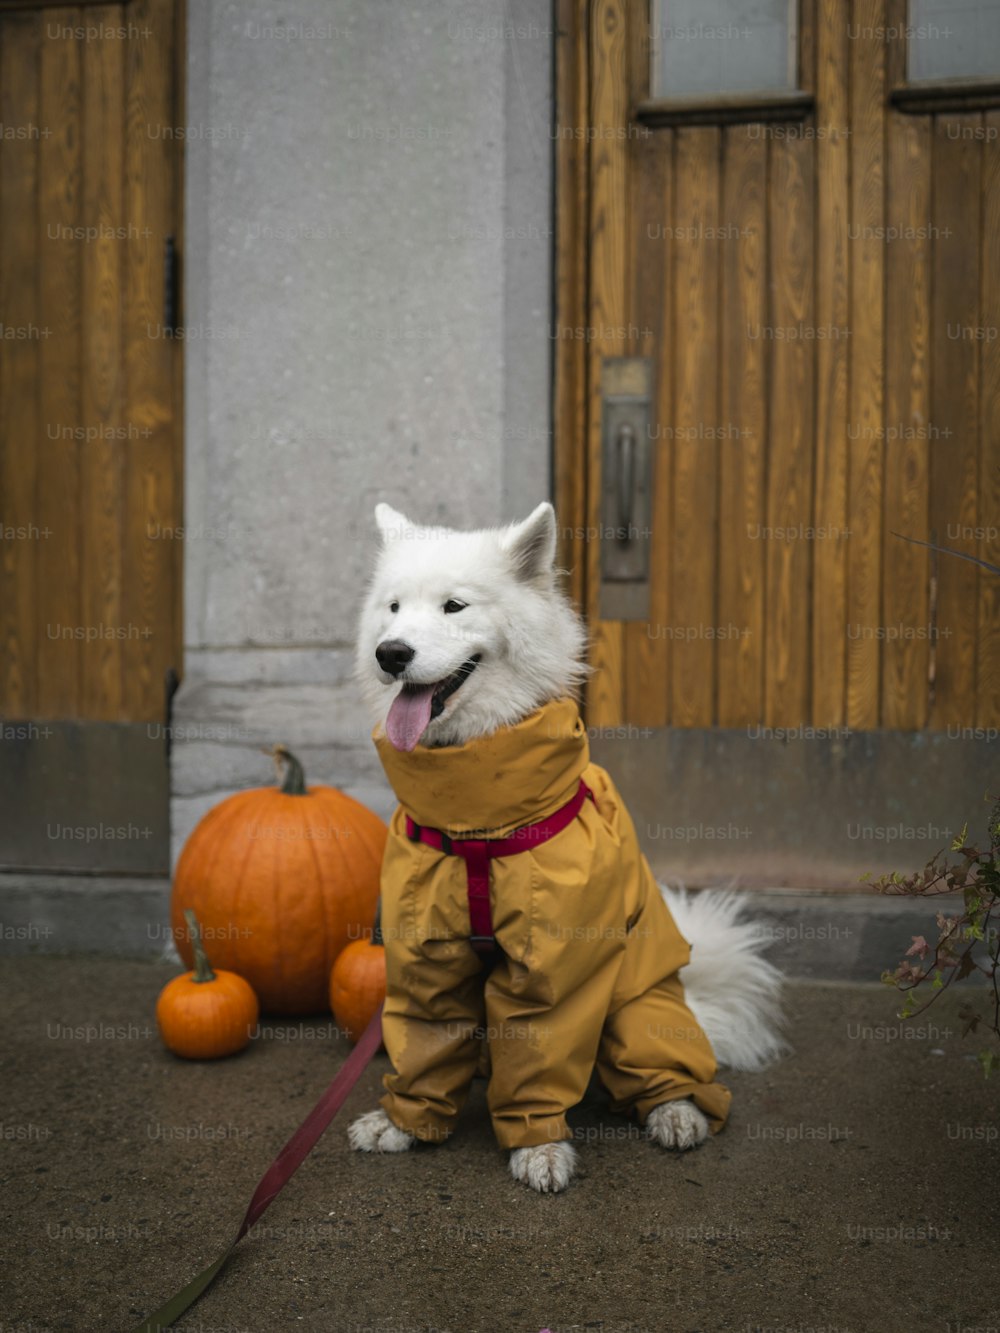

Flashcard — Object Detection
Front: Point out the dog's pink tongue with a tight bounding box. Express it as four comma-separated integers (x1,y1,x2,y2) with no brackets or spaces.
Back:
386,686,436,751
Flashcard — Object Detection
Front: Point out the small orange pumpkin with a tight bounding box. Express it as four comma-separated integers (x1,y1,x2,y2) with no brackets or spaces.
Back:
329,901,386,1045
171,746,387,1014
157,910,259,1059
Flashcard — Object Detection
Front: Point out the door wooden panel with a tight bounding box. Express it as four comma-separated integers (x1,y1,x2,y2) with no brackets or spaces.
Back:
930,114,982,724
0,0,182,724
718,127,765,727
766,127,814,728
81,6,126,719
623,124,667,725
0,16,41,716
981,109,1000,726
671,125,719,728
882,111,931,728
122,0,180,721
37,11,83,717
811,0,850,728
845,0,886,731
555,0,1000,733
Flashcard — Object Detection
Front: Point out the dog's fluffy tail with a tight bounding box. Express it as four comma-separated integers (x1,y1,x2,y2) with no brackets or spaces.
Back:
661,886,787,1072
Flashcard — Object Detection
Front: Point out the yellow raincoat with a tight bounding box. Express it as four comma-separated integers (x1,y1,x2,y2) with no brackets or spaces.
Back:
373,697,731,1150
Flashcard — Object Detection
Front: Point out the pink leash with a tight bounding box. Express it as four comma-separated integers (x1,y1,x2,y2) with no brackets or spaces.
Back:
131,788,595,1328
131,1003,384,1331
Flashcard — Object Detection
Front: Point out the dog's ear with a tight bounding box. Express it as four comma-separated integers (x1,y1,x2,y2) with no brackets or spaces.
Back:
500,502,557,582
374,503,411,542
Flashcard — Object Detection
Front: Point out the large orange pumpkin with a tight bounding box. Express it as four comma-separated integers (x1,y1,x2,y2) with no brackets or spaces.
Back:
171,746,387,1015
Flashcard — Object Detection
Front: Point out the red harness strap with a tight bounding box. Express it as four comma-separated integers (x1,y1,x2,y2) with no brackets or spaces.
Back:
405,779,594,953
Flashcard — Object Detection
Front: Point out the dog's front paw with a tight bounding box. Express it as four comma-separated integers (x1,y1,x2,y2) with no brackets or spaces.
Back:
508,1141,578,1193
348,1108,415,1153
646,1099,710,1151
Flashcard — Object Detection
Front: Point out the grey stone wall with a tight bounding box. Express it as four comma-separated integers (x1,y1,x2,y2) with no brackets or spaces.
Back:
173,1,554,863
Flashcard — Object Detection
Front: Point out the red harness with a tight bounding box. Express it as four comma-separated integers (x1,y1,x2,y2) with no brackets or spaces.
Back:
405,778,594,953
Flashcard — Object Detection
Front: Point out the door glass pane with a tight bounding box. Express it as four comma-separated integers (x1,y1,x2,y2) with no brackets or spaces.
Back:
650,0,798,98
908,0,1000,80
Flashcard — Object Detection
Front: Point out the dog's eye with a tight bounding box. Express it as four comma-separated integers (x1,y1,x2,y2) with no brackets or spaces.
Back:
389,600,399,613
443,599,467,614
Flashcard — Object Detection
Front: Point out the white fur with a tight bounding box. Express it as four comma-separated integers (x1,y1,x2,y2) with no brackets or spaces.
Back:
646,1099,710,1150
664,886,787,1072
508,1142,578,1193
351,503,785,1192
356,502,588,747
347,1108,414,1154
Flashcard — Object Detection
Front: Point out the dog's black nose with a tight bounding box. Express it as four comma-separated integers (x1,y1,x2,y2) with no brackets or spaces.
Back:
376,639,415,676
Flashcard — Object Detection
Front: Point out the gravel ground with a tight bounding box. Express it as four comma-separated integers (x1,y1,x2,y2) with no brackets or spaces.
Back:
1,958,998,1333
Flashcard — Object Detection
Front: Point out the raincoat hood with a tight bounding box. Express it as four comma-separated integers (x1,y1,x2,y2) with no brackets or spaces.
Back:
373,696,589,836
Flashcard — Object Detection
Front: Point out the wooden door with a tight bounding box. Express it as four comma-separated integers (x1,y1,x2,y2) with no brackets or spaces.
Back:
0,0,183,872
553,0,1000,886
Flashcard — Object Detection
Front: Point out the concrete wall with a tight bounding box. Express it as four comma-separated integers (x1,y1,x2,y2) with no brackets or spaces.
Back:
174,1,554,862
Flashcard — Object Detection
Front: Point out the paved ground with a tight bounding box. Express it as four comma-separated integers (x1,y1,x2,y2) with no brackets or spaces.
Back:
2,958,998,1333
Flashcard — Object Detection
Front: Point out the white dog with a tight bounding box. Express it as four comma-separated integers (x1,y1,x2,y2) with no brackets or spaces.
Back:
349,502,784,1192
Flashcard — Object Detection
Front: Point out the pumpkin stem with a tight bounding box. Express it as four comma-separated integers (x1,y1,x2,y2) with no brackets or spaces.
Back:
270,745,308,796
372,897,383,948
184,909,216,984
